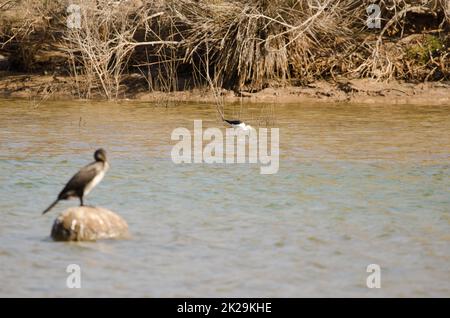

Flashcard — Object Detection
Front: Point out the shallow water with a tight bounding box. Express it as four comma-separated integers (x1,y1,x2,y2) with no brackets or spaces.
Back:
0,99,449,297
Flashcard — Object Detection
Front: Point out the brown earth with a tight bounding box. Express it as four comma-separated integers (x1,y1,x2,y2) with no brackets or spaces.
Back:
0,72,448,105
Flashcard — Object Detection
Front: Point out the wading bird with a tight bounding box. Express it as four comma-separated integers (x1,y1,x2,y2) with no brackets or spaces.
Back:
42,149,109,214
223,119,252,131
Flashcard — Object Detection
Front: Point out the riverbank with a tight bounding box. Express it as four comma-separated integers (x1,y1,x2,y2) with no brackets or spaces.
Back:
1,1,449,103
1,72,448,105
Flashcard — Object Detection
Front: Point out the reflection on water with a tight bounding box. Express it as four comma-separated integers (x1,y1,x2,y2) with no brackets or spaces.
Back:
0,99,449,297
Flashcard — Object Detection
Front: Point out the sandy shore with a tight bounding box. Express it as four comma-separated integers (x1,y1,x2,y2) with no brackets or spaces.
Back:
0,73,449,105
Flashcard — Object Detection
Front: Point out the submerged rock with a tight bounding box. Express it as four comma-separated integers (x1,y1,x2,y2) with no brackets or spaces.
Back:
51,206,129,241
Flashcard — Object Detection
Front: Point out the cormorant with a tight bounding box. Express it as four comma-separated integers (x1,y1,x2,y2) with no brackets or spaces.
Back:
42,149,109,214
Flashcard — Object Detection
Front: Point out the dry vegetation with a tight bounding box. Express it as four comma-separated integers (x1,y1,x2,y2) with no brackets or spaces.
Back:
0,0,449,99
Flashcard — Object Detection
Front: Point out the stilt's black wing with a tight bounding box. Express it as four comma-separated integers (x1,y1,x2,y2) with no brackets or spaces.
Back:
224,119,242,125
58,162,99,199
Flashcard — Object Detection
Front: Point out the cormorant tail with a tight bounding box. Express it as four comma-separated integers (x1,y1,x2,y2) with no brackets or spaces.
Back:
42,199,59,215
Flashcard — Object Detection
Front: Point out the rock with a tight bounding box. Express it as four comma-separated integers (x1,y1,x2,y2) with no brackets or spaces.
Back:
51,206,129,241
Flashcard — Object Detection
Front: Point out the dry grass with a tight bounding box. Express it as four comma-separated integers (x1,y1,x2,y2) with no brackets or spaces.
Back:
173,0,362,89
62,0,179,99
0,0,448,99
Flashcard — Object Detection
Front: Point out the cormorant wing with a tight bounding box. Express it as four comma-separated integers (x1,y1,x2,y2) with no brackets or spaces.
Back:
58,162,99,199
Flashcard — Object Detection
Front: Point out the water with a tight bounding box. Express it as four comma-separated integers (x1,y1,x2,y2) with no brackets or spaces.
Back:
0,99,449,297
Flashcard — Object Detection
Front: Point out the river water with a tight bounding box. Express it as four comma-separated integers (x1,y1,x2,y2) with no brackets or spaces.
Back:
0,99,449,297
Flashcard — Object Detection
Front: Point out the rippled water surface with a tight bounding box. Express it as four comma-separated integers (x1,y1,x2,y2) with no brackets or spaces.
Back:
0,99,449,297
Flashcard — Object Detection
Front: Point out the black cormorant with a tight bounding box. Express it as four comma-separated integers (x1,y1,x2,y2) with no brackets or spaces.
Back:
42,149,109,214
